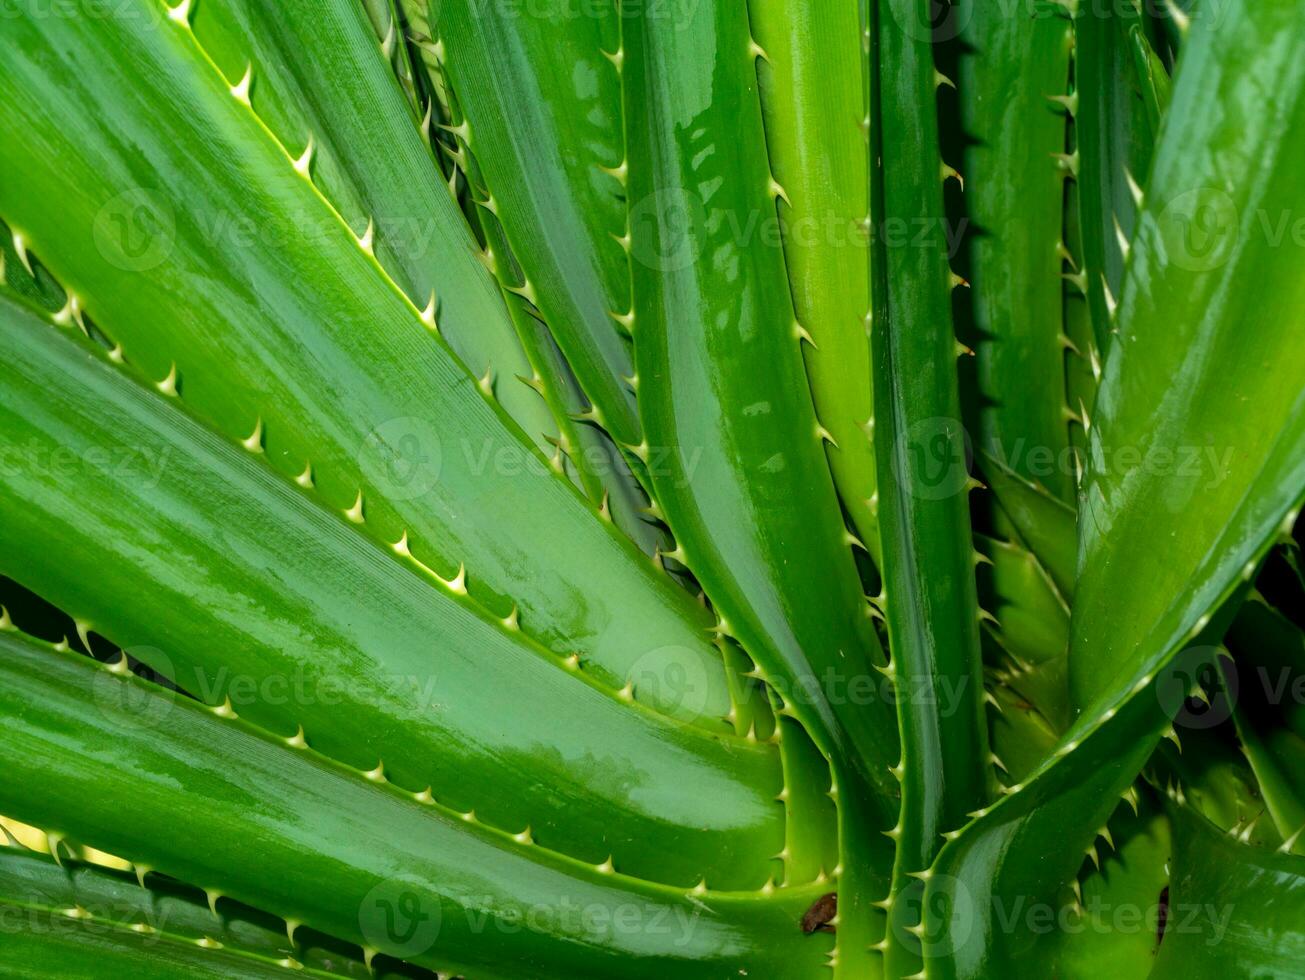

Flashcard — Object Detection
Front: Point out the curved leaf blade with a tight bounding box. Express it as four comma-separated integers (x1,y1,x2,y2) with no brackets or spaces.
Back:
0,1,726,723
0,296,784,891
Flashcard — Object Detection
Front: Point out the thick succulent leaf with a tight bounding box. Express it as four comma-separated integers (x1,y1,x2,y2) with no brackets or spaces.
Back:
621,1,900,969
0,847,420,979
0,630,830,980
1150,805,1305,978
955,715,1167,980
1128,23,1172,136
770,713,839,885
986,683,1060,786
0,296,785,891
1152,728,1285,851
959,0,1075,503
1231,720,1305,848
359,0,422,114
185,0,558,452
976,536,1069,672
922,633,1210,979
1062,179,1099,471
1072,0,1152,355
924,1,1305,972
443,85,664,555
871,1,993,971
1229,598,1305,741
1019,799,1170,980
1070,0,1305,712
979,450,1077,599
0,218,64,312
425,0,640,449
750,0,881,564
976,535,1071,731
1225,602,1305,843
0,921,335,980
0,1,727,721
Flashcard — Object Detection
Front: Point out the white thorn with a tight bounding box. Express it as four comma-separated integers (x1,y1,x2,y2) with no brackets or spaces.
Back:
442,563,467,595
167,0,192,27
344,491,365,524
241,418,264,453
156,363,179,397
12,232,32,275
419,292,438,330
293,136,315,177
1125,169,1144,208
357,218,375,256
230,63,253,105
52,294,81,329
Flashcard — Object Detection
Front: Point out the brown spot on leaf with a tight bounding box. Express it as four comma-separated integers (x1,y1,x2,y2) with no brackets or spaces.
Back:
801,892,837,934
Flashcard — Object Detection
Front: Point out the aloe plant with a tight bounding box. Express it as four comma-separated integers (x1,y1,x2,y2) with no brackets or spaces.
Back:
0,0,1302,976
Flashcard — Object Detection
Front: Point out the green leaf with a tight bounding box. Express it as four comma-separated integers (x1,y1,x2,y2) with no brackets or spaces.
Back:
1152,727,1286,851
959,0,1076,503
1151,805,1305,978
439,77,665,556
750,0,881,564
1225,602,1305,845
0,1,729,726
0,629,830,980
621,1,900,969
871,1,993,971
0,296,785,892
1127,23,1173,137
924,1,1305,971
979,449,1077,600
987,683,1060,786
922,642,1197,980
977,535,1071,731
1073,0,1152,355
427,0,641,449
359,0,423,114
1229,598,1305,741
0,846,418,979
185,0,560,453
1070,0,1305,712
0,218,65,313
1018,797,1170,980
